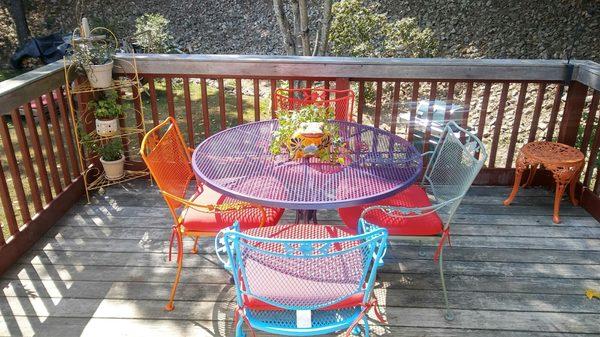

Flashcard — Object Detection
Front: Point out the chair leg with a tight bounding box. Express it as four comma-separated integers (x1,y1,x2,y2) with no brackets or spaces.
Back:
235,317,246,337
363,316,370,337
165,231,184,311
191,235,199,254
438,246,454,321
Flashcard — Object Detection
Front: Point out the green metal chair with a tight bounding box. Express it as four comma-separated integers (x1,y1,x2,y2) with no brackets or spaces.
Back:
339,121,487,320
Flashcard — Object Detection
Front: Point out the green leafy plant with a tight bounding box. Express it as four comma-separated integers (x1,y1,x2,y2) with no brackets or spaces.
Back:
134,13,174,53
329,0,439,58
71,40,115,68
270,105,346,163
88,91,123,120
80,127,124,161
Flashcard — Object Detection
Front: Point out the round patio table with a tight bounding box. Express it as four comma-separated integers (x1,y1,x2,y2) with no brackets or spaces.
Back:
192,120,422,223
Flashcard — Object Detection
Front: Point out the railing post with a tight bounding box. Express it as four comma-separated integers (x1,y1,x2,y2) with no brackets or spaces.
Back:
558,81,588,146
335,77,351,121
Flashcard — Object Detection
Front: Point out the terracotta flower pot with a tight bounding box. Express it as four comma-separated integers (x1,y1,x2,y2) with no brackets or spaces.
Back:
100,154,125,180
84,60,114,89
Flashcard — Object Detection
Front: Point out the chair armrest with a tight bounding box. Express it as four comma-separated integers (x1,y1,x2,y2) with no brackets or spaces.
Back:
161,191,268,228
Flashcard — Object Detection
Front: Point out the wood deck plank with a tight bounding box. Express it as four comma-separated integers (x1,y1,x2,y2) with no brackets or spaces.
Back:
0,184,599,337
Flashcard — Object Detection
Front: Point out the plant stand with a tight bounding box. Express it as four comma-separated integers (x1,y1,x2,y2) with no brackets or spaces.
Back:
64,27,149,202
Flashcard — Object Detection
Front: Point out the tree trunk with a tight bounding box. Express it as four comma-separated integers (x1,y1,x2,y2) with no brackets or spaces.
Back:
8,0,31,46
290,0,301,53
272,0,296,55
318,0,332,56
298,0,310,56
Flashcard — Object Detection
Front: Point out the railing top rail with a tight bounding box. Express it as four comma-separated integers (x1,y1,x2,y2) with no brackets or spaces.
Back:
115,53,599,85
0,62,64,113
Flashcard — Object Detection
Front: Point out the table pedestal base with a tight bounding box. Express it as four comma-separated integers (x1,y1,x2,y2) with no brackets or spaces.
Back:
295,210,318,224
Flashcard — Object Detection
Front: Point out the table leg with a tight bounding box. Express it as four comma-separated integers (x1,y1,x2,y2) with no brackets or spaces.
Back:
503,157,527,206
553,180,568,224
568,166,583,206
523,164,538,188
295,210,318,224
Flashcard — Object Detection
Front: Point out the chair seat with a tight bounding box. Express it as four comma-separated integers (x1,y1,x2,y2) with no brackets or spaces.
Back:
244,293,364,311
338,185,444,236
182,182,284,232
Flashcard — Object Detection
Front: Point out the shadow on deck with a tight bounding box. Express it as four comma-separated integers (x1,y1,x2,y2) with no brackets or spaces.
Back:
1,181,599,336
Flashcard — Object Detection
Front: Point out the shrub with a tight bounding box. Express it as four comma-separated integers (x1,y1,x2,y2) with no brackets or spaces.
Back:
134,13,173,53
329,0,439,58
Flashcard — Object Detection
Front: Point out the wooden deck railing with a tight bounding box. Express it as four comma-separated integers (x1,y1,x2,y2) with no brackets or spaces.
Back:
0,55,599,274
0,62,84,274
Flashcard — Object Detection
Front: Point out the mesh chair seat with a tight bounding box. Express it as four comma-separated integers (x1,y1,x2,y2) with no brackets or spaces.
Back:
338,185,444,236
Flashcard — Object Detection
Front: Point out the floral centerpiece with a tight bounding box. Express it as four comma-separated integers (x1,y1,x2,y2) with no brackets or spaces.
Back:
270,105,349,164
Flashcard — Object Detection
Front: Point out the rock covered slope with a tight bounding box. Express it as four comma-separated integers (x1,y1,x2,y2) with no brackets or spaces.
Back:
0,0,599,65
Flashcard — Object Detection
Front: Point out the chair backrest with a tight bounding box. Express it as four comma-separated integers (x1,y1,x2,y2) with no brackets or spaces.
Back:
273,87,355,121
220,223,387,311
422,121,487,223
140,117,194,210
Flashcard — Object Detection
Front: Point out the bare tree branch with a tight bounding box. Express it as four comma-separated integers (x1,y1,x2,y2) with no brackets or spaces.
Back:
298,0,310,56
318,0,333,56
272,0,296,55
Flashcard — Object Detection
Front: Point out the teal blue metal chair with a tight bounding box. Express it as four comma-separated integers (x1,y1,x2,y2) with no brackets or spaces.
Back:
215,221,388,336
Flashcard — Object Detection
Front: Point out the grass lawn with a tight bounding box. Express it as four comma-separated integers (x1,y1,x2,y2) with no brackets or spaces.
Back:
0,78,274,240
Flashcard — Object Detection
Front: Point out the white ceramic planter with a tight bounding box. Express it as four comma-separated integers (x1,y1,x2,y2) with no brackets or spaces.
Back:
95,118,119,137
100,154,125,180
85,60,114,89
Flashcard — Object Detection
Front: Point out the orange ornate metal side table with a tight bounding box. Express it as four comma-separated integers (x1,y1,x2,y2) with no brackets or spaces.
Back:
503,141,584,223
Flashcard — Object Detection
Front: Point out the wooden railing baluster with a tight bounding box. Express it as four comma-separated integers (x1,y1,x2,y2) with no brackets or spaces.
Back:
147,76,160,126
374,80,383,128
23,103,53,203
34,96,62,194
46,90,71,184
218,78,227,130
253,79,260,121
506,83,528,167
236,79,244,124
183,77,194,145
56,87,79,177
527,83,547,143
0,115,30,222
423,81,438,153
0,163,18,236
357,81,365,124
10,108,43,212
390,81,400,134
489,82,509,168
165,77,175,118
200,78,210,138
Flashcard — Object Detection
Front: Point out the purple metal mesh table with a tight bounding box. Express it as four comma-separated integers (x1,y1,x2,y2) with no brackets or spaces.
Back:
192,120,422,223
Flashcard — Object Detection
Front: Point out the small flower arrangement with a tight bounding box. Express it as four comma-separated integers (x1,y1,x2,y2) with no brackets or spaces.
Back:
270,105,349,164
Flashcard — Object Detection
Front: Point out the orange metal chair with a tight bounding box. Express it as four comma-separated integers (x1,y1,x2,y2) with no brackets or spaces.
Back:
273,87,355,121
140,117,284,311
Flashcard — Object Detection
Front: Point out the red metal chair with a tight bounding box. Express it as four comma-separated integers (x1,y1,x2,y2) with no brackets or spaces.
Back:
337,121,487,321
140,117,284,311
273,87,355,121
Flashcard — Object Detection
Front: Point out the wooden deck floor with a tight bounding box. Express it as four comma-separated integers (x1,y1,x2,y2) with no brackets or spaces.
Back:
1,182,599,336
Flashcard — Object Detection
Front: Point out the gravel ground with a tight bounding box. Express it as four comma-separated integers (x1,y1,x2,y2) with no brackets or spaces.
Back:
0,0,599,65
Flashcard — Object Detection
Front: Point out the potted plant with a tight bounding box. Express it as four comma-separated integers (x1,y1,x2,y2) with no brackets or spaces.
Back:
97,140,125,180
270,105,346,164
88,91,123,137
80,127,125,180
71,38,115,89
